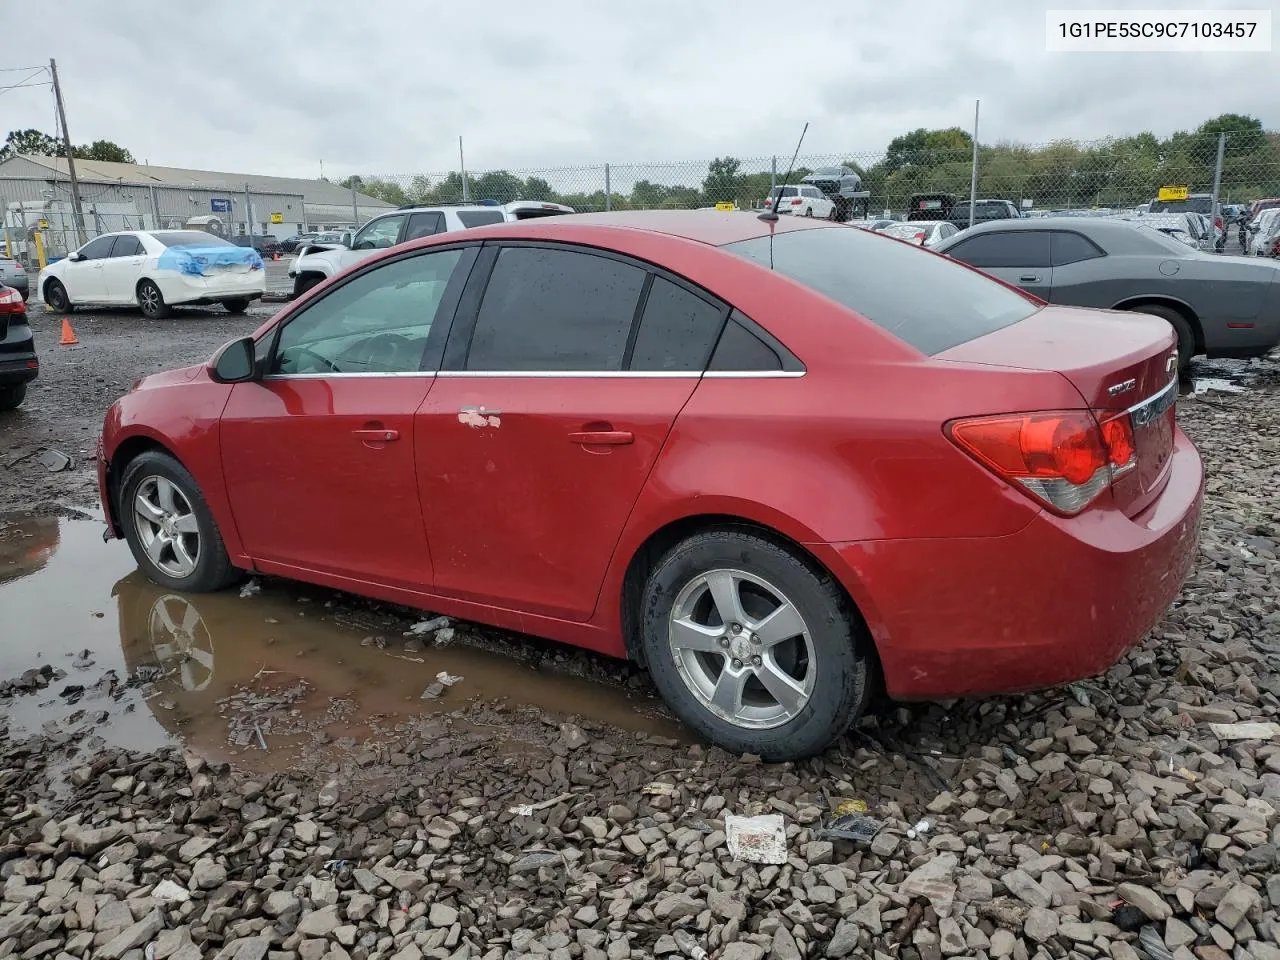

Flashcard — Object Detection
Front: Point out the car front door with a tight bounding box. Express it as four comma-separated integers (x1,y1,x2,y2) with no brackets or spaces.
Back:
945,230,1052,300
218,245,475,590
99,234,148,303
415,244,727,622
61,234,116,302
340,214,407,272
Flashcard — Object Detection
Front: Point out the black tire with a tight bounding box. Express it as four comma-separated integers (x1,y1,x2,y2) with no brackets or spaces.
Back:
0,383,26,411
1127,303,1195,371
640,529,871,761
137,280,171,320
293,274,324,299
44,279,71,313
222,298,251,314
804,207,814,218
117,451,241,593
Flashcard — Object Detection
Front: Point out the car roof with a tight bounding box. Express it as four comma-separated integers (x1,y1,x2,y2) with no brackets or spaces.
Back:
441,209,828,247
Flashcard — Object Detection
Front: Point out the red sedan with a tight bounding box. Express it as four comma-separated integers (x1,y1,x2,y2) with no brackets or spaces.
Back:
96,211,1203,760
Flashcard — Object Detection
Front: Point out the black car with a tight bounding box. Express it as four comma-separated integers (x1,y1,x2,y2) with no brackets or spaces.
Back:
0,284,37,411
280,233,318,254
232,234,282,258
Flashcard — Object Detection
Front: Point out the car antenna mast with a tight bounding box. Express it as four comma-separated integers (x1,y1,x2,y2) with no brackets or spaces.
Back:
759,122,809,223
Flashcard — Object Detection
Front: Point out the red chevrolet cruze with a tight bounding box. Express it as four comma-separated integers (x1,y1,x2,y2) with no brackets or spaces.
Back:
97,211,1203,760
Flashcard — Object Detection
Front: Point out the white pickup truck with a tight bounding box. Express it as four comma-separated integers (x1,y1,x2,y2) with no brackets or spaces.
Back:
288,200,574,297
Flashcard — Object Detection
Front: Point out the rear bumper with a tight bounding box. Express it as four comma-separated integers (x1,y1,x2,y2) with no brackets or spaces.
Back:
156,271,267,306
821,427,1204,700
0,354,38,387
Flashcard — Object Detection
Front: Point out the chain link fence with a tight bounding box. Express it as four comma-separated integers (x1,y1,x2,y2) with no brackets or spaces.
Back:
352,130,1280,254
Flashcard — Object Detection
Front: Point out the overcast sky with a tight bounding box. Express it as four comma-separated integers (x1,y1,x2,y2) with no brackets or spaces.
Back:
2,0,1274,180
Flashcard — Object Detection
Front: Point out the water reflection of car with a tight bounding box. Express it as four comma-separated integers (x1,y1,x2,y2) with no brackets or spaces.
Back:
114,573,215,693
0,514,60,584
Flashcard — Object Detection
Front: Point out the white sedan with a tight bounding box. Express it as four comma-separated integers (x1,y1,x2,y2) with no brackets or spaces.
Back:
763,185,835,219
876,220,960,248
38,230,267,318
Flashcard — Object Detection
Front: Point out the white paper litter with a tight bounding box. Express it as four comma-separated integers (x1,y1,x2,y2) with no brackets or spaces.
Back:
436,671,463,686
239,579,261,598
406,615,452,636
1208,721,1280,741
724,813,787,865
1193,377,1245,396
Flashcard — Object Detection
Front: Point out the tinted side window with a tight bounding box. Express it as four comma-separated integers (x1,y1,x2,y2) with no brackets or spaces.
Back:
629,277,725,372
1051,231,1105,266
947,232,1050,268
272,249,463,375
110,236,144,257
708,315,782,371
78,235,116,260
457,210,506,228
405,212,445,240
467,247,645,372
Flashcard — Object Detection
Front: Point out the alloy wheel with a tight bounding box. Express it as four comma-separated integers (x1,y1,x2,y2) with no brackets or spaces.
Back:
667,568,815,729
132,476,201,579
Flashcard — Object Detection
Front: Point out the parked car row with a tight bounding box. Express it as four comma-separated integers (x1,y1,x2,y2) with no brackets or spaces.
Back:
0,282,37,411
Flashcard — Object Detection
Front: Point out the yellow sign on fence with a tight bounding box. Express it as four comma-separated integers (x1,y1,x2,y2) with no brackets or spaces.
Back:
270,212,284,224
37,218,48,229
714,202,736,211
1157,185,1189,202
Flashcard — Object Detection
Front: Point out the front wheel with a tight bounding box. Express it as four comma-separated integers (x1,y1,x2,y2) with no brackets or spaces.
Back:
640,529,871,761
44,279,71,313
803,207,814,218
137,280,171,320
222,298,251,314
118,451,241,592
0,383,26,411
1127,303,1195,371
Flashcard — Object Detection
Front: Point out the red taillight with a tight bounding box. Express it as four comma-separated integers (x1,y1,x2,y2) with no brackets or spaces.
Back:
913,232,926,243
1215,215,1224,230
947,410,1137,515
0,287,23,314
790,198,803,206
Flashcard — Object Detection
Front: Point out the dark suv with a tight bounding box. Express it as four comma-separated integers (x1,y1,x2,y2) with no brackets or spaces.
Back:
947,199,1023,228
0,284,37,411
232,234,282,258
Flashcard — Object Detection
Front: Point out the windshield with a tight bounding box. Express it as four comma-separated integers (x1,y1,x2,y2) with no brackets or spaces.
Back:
811,168,846,177
723,226,1038,355
1150,196,1213,214
152,231,235,248
769,187,799,199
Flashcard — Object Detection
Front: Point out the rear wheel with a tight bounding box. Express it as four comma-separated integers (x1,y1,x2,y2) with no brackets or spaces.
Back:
222,298,251,314
0,383,27,411
640,529,871,761
804,207,814,218
137,280,170,320
118,451,240,592
1127,303,1195,371
44,279,71,313
293,274,324,299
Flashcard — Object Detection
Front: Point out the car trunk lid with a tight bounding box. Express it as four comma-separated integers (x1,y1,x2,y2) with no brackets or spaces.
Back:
936,305,1180,516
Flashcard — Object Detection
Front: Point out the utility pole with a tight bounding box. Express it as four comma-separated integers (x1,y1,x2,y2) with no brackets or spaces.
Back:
968,99,980,230
50,59,87,246
350,181,358,226
459,136,469,202
1209,133,1226,254
244,182,253,237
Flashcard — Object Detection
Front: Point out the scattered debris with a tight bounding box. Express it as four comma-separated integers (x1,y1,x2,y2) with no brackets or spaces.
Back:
1207,721,1280,741
820,813,883,843
406,615,452,636
239,580,262,598
435,671,462,686
724,813,787,865
36,449,72,472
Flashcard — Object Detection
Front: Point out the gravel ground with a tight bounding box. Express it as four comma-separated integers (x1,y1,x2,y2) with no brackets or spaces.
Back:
1,302,1279,959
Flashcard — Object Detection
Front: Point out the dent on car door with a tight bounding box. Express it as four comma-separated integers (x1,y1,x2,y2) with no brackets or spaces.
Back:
416,244,727,623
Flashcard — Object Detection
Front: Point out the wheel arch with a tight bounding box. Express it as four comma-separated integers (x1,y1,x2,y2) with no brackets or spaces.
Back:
1109,294,1204,354
617,512,884,691
105,432,188,539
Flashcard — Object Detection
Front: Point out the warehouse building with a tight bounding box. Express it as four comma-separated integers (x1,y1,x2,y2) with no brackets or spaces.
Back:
0,155,394,258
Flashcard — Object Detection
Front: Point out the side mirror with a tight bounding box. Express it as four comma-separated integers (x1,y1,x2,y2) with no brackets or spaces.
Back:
209,336,259,384
68,251,84,262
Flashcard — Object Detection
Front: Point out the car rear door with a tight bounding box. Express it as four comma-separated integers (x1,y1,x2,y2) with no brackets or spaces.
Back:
218,245,475,590
61,234,115,302
414,243,726,622
944,230,1053,300
99,234,148,303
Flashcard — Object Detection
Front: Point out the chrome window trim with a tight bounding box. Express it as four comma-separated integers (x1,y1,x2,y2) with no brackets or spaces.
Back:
261,370,807,381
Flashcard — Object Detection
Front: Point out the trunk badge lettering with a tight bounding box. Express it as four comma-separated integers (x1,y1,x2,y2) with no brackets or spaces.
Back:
1107,378,1137,397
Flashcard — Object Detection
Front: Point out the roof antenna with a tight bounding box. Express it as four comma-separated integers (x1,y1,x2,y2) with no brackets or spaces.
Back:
759,122,809,223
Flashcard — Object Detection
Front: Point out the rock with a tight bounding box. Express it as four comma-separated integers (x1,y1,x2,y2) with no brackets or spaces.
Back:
429,903,458,928
937,918,965,956
1117,882,1172,921
989,930,1016,958
178,836,217,860
191,858,227,890
1214,883,1260,929
297,906,342,938
558,723,588,749
825,919,860,958
1024,907,1058,943
1164,917,1196,949
653,893,702,921
64,824,124,856
721,944,766,960
770,925,801,960
153,879,191,903
901,852,958,914
1002,870,1052,908
99,911,164,960
265,891,300,917
710,889,747,922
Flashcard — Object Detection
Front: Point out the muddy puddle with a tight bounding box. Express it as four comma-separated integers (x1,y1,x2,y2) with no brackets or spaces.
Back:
0,512,687,775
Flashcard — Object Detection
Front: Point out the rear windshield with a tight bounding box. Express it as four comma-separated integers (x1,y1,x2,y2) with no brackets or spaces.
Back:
1150,196,1212,214
457,210,506,228
953,201,1010,218
722,226,1038,355
152,231,234,248
769,187,799,198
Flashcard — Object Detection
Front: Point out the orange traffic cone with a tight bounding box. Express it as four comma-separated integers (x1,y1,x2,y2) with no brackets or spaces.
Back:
59,318,79,346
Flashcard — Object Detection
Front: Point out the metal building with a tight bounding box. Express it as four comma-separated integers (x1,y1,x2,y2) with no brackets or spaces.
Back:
0,154,394,258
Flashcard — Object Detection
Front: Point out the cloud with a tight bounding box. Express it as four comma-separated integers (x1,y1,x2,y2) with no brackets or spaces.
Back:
2,0,1271,180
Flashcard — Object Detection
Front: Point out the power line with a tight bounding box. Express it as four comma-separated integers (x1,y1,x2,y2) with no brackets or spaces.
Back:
0,65,49,73
0,67,51,95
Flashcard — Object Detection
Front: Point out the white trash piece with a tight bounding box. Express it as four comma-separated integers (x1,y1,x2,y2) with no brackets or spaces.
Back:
151,879,191,903
436,671,463,686
239,579,262,598
406,615,452,636
1209,721,1280,741
724,813,788,865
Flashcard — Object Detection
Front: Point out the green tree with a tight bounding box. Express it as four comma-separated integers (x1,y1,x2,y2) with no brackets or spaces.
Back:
1192,113,1266,164
883,127,973,172
472,170,524,203
523,176,554,201
0,128,61,160
74,140,135,163
702,156,745,204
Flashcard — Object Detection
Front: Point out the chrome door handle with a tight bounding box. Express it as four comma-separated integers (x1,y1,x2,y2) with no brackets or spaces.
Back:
568,430,634,445
352,428,399,442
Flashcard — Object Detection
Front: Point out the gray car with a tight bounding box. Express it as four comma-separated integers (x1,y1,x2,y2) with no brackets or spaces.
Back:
0,257,28,300
932,217,1280,368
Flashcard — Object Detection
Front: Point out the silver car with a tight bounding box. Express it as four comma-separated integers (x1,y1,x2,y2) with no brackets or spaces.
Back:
0,257,27,300
932,217,1280,369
